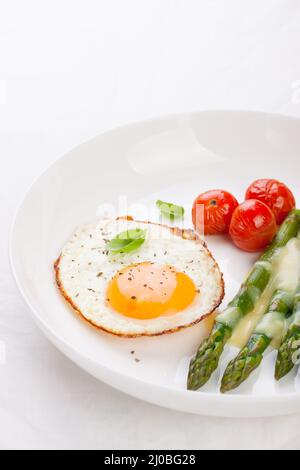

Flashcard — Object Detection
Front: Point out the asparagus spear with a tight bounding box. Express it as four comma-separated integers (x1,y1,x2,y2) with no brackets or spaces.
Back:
275,282,300,380
187,210,300,391
221,289,294,393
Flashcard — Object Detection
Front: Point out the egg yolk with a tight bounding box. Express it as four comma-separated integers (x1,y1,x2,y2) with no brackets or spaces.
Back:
106,262,197,320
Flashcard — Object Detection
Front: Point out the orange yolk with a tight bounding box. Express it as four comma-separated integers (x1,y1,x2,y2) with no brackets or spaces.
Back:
106,262,197,320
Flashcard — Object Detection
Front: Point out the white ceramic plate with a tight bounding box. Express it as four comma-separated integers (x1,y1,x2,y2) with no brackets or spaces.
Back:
10,111,300,417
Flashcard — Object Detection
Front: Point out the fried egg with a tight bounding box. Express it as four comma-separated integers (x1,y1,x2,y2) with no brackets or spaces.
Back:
55,218,224,337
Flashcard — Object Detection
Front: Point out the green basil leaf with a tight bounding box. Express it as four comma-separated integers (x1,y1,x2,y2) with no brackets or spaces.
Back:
106,229,147,254
156,200,185,220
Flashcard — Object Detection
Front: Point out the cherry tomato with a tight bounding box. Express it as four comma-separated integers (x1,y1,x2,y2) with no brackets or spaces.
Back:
245,179,295,225
229,200,277,252
192,190,239,235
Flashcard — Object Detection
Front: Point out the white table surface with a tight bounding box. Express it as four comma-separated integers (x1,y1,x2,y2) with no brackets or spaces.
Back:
1,0,300,450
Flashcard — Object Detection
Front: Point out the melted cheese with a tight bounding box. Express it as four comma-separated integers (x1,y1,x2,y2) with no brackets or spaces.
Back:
255,311,286,339
229,238,300,349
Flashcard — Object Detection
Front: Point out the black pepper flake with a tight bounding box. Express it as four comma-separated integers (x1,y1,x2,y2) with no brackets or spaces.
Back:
131,296,136,300
196,289,200,294
97,272,103,277
134,358,141,363
143,284,147,288
88,288,96,293
75,293,79,298
164,251,168,255
130,350,135,355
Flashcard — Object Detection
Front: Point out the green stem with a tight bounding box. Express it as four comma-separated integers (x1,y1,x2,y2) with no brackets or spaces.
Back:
221,289,294,393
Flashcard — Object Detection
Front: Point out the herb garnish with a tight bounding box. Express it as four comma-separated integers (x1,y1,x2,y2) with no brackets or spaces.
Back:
156,200,184,220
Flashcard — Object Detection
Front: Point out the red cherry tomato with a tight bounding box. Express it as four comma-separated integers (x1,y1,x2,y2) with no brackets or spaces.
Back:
245,179,295,225
192,190,239,235
229,200,277,252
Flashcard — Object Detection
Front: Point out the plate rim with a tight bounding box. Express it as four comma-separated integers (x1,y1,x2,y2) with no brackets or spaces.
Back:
9,109,300,416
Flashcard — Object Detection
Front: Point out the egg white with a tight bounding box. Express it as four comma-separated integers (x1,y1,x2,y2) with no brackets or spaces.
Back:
55,218,224,336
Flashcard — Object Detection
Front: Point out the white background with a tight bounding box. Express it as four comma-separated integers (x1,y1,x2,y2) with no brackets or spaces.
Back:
1,0,300,450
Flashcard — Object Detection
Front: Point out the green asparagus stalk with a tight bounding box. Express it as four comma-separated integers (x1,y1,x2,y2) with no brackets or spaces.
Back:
275,282,300,380
187,210,300,391
221,289,294,393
